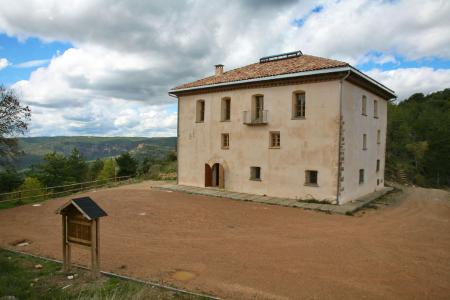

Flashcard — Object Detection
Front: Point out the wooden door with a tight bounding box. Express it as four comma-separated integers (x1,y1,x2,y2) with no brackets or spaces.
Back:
218,164,225,189
205,164,212,187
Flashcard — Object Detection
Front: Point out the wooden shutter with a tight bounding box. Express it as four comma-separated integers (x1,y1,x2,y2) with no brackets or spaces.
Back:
218,164,225,189
205,164,212,187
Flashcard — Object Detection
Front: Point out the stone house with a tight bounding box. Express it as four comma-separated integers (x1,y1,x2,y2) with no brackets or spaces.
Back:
169,51,395,204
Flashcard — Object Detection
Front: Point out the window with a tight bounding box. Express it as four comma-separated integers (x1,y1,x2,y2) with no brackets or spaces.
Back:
250,167,261,181
377,129,381,144
359,169,365,184
376,159,380,172
292,92,306,119
305,170,318,186
221,133,229,149
374,99,378,118
253,95,264,120
362,95,367,116
269,131,280,148
363,134,367,150
221,97,231,121
196,100,205,122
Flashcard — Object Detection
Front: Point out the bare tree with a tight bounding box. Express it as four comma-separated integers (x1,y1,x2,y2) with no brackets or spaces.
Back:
0,86,31,162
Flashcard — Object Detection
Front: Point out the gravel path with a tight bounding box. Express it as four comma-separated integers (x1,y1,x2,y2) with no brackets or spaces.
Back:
0,182,449,299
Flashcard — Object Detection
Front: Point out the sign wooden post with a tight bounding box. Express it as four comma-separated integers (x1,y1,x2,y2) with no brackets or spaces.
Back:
57,197,107,278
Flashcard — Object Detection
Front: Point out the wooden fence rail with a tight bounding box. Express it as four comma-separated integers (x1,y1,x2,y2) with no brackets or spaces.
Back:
0,176,134,204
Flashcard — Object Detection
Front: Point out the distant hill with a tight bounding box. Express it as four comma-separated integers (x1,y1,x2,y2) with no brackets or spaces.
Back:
9,136,177,170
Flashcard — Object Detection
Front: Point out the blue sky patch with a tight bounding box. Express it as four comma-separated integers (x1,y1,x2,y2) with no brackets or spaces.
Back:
0,34,72,85
293,5,324,27
357,50,450,72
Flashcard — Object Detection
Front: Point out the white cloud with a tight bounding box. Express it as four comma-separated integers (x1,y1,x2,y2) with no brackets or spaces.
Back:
14,59,50,68
0,0,449,136
287,0,450,63
0,57,9,70
367,67,450,100
360,53,398,66
11,47,178,136
28,99,177,137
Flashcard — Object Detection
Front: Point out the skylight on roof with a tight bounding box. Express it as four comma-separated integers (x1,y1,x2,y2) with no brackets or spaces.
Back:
260,51,303,63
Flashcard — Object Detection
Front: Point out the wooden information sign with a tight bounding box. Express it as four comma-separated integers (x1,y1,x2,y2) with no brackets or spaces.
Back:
56,196,107,278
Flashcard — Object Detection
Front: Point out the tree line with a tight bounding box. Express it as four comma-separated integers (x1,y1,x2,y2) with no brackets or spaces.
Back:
0,148,177,194
386,88,450,186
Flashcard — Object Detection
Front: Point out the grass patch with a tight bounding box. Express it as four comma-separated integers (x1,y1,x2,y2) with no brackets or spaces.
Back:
0,248,208,300
0,200,21,210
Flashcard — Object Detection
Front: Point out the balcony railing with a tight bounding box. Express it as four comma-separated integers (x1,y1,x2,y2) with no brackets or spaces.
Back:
243,110,268,125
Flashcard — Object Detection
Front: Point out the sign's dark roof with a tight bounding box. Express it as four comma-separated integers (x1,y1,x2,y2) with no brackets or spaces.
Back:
71,197,107,220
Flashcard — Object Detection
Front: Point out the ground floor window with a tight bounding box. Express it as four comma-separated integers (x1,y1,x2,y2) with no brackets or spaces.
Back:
250,166,261,181
221,133,229,149
359,169,365,184
305,170,318,186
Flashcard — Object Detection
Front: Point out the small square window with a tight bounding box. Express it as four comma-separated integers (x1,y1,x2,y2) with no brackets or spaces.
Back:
376,159,380,172
269,131,280,148
221,133,229,149
250,166,261,181
359,169,365,184
305,170,318,186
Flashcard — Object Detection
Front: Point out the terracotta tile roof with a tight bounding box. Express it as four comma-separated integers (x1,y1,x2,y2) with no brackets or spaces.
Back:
172,54,349,90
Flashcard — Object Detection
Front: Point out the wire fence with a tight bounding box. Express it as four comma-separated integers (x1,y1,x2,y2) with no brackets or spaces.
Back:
0,176,134,204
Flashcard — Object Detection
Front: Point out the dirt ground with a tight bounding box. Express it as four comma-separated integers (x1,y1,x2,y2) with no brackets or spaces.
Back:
0,182,449,299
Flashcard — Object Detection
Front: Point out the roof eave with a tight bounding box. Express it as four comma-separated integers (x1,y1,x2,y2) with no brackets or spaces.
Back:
169,66,396,100
348,66,397,100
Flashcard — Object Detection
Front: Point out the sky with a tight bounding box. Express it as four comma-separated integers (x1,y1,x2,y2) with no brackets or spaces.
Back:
0,0,449,137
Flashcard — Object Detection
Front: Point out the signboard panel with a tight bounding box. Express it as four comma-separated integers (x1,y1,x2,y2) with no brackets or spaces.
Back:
68,217,92,246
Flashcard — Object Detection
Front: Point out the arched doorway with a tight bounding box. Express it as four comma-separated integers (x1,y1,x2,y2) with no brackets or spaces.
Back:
205,163,224,188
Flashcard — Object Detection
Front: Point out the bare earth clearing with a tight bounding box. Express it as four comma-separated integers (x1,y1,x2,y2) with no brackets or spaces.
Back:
0,182,449,299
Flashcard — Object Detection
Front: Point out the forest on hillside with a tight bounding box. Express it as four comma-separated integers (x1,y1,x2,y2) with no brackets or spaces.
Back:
386,88,450,187
6,136,176,170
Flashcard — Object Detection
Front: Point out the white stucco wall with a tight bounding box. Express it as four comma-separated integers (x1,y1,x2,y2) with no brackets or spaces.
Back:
339,81,387,203
177,80,342,202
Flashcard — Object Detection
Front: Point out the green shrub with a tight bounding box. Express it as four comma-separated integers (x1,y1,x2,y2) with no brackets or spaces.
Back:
17,177,46,203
